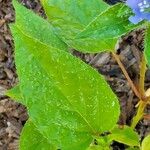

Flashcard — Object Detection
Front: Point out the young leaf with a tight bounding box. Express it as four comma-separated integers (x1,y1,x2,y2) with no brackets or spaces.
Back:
144,24,150,65
109,126,140,147
41,1,139,52
73,3,140,52
12,0,67,51
41,0,109,40
141,135,150,150
20,120,56,150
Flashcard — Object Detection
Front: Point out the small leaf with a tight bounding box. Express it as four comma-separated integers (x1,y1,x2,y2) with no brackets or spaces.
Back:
109,126,140,147
20,120,56,150
144,24,150,65
141,134,150,150
41,0,139,52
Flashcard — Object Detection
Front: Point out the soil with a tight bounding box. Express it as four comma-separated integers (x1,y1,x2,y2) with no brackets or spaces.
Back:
0,0,150,150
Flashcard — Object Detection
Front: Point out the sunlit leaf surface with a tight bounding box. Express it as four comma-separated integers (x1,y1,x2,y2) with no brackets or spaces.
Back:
42,1,139,52
41,0,109,40
9,1,120,149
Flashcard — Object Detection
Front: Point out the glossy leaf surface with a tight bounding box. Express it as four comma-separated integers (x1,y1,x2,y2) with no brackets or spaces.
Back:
10,1,120,149
12,24,92,150
41,1,138,52
73,3,139,52
41,0,109,40
11,23,120,149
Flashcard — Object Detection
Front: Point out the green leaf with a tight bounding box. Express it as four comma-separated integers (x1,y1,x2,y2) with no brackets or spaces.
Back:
12,0,67,51
41,0,109,40
11,24,120,149
20,120,56,150
141,134,150,150
10,1,120,149
11,24,92,150
109,126,140,147
73,3,140,52
144,24,150,65
41,1,139,52
12,24,120,131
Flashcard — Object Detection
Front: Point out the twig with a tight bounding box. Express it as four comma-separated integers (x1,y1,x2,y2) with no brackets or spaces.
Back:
139,54,147,98
112,52,142,100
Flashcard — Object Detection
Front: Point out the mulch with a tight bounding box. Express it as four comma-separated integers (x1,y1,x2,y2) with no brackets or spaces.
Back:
0,0,150,149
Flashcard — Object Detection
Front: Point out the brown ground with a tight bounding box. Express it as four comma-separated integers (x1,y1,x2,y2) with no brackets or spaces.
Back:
0,0,150,150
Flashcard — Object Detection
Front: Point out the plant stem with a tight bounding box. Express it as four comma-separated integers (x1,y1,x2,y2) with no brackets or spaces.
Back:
112,52,148,129
131,101,147,129
139,54,147,98
112,52,141,100
131,53,147,129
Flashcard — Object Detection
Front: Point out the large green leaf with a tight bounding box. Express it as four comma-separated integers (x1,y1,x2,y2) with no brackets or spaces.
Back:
10,1,120,149
41,0,109,41
41,1,138,52
11,24,120,149
109,126,140,147
141,135,150,150
144,24,150,65
12,24,120,130
20,120,56,150
12,24,92,149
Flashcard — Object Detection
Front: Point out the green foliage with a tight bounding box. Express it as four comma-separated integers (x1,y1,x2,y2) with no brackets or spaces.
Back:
8,0,149,149
41,0,109,41
9,1,121,149
141,134,150,150
109,126,140,147
41,0,139,52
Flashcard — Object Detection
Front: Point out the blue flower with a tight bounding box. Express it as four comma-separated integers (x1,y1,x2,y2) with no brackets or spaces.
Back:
126,0,150,24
